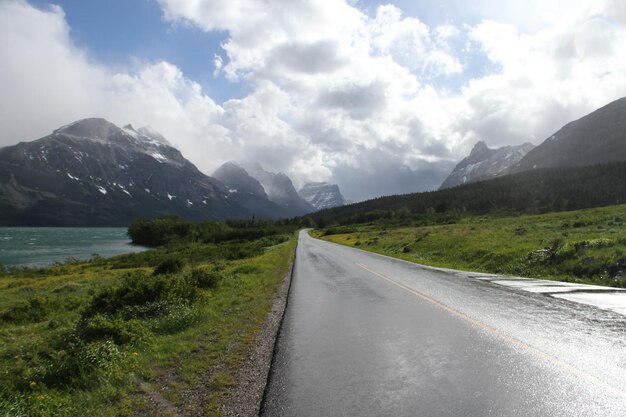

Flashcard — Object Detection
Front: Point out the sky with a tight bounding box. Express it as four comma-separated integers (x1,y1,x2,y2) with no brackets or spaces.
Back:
1,0,625,201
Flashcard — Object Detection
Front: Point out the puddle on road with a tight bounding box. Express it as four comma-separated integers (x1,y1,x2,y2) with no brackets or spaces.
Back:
552,292,626,315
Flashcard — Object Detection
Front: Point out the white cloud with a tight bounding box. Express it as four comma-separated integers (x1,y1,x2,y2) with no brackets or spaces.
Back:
154,0,626,199
213,53,223,77
0,1,107,142
2,0,626,201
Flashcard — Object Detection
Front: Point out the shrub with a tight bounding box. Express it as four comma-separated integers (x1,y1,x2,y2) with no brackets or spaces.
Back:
191,267,222,289
0,296,50,324
153,258,185,275
149,304,201,335
83,271,198,319
76,315,150,346
40,339,130,388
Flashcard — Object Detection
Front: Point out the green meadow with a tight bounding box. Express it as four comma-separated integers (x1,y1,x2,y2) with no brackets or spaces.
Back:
0,221,297,416
316,204,626,288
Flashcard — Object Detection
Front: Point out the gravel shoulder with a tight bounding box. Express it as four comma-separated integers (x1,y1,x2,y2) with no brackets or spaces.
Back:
219,251,295,417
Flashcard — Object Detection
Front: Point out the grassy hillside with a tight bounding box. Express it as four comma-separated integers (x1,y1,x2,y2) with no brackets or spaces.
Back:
0,225,297,416
316,204,626,288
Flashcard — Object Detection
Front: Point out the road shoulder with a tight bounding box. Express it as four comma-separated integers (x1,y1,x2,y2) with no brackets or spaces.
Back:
219,244,296,417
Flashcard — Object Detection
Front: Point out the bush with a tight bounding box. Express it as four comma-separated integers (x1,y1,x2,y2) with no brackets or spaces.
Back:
0,296,50,324
191,267,222,289
76,315,150,346
83,271,198,319
153,258,185,275
128,216,195,246
40,339,130,388
149,304,201,335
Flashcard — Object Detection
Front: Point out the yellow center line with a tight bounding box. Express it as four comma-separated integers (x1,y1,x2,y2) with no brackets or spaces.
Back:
355,262,626,400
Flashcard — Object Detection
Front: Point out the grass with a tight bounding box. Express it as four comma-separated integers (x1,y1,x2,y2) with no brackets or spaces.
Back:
316,204,626,288
0,233,297,416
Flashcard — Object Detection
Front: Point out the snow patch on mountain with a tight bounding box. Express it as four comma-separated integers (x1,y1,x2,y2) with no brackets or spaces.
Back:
298,182,345,210
439,141,535,189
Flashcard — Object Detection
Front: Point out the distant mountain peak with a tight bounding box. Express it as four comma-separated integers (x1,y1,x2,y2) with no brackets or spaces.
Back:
470,140,489,155
137,126,171,146
233,161,315,216
440,141,534,189
299,182,345,210
53,118,120,139
213,161,268,199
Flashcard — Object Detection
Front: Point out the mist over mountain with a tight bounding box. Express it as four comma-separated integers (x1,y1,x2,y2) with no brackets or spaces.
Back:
237,162,315,217
298,182,345,210
439,141,534,189
211,161,294,218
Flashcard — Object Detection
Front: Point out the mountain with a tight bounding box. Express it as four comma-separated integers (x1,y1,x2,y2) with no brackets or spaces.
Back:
512,97,626,172
212,161,292,218
237,162,315,216
439,141,534,189
0,118,256,226
298,182,345,210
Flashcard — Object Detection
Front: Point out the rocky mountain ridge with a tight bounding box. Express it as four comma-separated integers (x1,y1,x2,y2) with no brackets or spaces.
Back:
236,162,315,216
211,161,296,218
298,182,345,210
439,141,534,189
511,97,626,172
441,96,626,189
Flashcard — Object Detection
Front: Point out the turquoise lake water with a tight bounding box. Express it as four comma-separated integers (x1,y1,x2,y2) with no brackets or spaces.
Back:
0,227,147,267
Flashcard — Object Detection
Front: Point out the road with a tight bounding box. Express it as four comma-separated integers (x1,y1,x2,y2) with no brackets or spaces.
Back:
261,230,626,417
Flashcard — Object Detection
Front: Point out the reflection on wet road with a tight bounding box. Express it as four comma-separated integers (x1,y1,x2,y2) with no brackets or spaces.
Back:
261,230,626,417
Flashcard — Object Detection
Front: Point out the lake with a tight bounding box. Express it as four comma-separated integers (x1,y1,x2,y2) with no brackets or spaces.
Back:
0,227,147,268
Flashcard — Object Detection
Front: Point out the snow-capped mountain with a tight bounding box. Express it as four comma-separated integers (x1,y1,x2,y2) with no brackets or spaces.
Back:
298,182,345,210
0,118,255,226
237,162,315,216
439,141,534,189
511,97,626,172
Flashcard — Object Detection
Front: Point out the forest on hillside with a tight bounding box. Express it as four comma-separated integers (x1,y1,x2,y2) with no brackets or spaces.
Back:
310,162,626,226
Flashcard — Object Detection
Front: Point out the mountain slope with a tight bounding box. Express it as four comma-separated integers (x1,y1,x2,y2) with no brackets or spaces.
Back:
440,141,534,189
212,161,292,218
237,162,315,216
0,118,252,226
512,97,626,172
298,182,345,210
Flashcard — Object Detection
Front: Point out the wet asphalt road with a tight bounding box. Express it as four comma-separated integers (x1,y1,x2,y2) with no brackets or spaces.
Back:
261,231,626,417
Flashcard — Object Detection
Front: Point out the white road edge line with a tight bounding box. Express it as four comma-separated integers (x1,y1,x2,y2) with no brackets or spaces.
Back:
313,233,626,316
